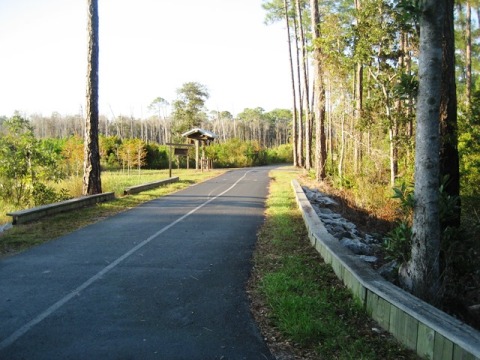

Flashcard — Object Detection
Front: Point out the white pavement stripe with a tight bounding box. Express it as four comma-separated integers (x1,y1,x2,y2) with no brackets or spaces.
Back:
0,170,251,350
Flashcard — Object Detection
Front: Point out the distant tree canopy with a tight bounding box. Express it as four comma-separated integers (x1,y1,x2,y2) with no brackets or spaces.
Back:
171,82,209,139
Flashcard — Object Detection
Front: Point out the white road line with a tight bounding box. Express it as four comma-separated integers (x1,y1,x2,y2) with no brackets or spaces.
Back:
0,170,252,350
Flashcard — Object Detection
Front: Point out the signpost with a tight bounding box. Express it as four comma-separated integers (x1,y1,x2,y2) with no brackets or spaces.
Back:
166,143,194,178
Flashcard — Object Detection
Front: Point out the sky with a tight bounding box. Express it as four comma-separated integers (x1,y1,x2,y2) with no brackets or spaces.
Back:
0,0,292,119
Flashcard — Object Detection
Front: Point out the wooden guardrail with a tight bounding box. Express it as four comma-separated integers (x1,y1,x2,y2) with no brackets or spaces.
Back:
292,180,480,360
7,192,115,225
6,177,180,225
123,177,179,195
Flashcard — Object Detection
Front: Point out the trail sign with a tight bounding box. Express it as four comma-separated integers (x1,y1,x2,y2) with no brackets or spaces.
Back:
174,148,189,156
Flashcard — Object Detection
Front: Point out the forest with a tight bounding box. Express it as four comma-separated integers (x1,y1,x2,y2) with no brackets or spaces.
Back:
261,0,480,327
0,0,479,328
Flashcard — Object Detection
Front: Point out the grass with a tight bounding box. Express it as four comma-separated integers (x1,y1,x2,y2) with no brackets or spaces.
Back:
0,169,226,256
250,168,419,359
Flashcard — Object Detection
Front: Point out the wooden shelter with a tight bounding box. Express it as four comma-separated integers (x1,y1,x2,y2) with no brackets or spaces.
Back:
181,128,217,170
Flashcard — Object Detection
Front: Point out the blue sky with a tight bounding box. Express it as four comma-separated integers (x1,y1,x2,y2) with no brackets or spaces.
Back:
0,0,291,118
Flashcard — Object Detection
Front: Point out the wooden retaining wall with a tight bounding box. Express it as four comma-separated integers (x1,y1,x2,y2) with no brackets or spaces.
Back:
6,177,180,225
292,180,480,360
7,192,115,225
123,177,179,195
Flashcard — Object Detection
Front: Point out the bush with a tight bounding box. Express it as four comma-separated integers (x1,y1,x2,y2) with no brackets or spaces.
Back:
206,139,292,168
145,144,169,169
0,115,66,208
264,144,293,164
206,139,252,167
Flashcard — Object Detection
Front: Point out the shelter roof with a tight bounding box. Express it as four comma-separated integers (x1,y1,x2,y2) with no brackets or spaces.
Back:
181,128,217,141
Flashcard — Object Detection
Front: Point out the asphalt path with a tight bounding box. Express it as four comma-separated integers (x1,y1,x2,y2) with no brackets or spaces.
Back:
0,167,276,360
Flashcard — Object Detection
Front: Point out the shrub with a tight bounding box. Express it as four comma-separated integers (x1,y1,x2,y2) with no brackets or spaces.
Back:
206,139,292,168
145,144,168,169
0,115,66,208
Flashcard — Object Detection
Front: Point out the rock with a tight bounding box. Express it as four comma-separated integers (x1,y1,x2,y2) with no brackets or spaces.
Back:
317,207,334,215
303,187,339,206
320,217,340,226
339,219,357,231
363,234,377,244
358,255,378,264
340,238,373,255
330,228,351,240
303,188,316,199
304,186,400,282
377,260,398,282
318,196,338,207
317,211,341,221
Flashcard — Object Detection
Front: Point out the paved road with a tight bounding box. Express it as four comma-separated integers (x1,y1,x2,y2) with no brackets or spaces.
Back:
0,168,275,360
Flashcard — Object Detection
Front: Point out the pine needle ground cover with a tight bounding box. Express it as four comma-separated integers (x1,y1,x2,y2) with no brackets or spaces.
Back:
249,168,419,359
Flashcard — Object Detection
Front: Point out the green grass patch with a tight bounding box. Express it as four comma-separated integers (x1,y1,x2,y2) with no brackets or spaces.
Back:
0,169,226,256
251,168,419,359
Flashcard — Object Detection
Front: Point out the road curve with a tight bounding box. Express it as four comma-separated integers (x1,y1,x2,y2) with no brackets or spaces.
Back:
0,167,276,360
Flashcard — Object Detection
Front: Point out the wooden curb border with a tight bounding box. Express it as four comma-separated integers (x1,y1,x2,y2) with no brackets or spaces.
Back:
123,177,179,195
6,177,180,225
292,179,480,360
7,192,115,225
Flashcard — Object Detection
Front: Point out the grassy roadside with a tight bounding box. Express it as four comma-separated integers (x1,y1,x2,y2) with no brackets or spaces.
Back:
0,169,226,257
249,168,419,360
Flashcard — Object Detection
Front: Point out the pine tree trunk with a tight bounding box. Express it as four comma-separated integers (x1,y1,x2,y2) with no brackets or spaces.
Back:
440,0,460,228
293,11,304,168
296,0,311,170
389,125,398,187
310,0,326,180
354,63,363,175
83,0,102,195
338,113,346,185
328,80,334,171
466,0,472,108
400,0,445,304
284,0,299,167
354,0,363,175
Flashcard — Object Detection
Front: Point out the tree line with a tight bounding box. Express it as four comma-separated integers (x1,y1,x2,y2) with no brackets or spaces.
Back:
5,89,291,151
0,114,292,208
